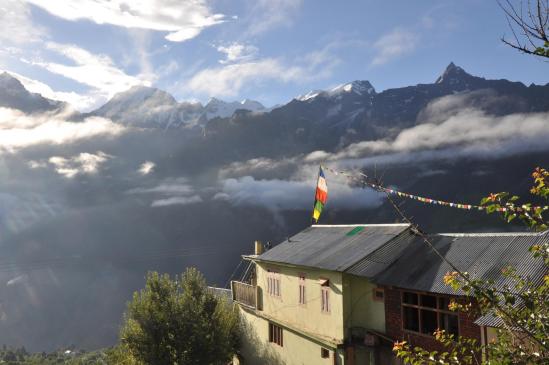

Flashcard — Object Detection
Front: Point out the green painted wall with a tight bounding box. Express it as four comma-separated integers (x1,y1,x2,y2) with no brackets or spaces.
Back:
345,275,386,333
237,308,343,365
256,262,345,342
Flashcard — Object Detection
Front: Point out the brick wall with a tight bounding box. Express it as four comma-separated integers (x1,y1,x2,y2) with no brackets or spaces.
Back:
384,286,481,353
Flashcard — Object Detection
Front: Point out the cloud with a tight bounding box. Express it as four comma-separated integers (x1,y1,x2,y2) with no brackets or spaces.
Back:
371,28,419,66
305,92,549,167
24,0,225,42
218,157,298,179
332,109,549,159
0,0,44,45
187,46,339,98
48,152,111,178
29,42,149,104
151,195,203,207
127,177,203,207
138,161,155,175
7,274,29,287
217,176,383,211
2,70,97,111
246,0,303,35
217,43,258,64
127,178,194,195
0,108,126,153
187,58,298,97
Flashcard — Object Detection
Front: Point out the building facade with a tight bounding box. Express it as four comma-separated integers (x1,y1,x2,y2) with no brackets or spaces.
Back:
230,224,545,365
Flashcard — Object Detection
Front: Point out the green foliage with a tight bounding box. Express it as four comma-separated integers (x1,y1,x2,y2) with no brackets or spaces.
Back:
0,346,108,365
480,167,549,232
393,330,481,365
534,41,549,58
118,267,240,365
394,167,549,364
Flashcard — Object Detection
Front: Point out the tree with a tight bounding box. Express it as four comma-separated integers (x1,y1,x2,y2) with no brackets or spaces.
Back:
499,0,549,58
392,168,549,364
117,267,240,365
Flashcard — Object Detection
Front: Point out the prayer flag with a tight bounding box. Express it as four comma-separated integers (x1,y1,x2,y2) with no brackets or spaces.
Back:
312,166,328,223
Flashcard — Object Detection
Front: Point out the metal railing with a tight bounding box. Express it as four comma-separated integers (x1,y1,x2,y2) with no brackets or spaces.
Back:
231,280,256,308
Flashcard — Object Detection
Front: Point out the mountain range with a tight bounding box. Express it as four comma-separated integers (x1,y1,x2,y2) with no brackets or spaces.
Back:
0,63,548,352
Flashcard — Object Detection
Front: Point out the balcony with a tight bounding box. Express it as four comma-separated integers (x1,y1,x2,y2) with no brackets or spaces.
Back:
231,280,257,309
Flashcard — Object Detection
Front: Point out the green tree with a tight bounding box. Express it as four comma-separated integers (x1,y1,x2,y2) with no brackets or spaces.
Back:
118,267,239,365
393,168,549,364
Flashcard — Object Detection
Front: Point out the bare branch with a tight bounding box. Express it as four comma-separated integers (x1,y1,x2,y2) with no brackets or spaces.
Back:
498,0,549,58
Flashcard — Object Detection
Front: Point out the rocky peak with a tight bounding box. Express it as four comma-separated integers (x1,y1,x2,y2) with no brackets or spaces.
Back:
111,85,177,106
0,72,30,94
331,80,376,95
435,62,473,85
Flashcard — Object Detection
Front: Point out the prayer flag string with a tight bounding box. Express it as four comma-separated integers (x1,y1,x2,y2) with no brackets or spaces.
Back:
321,165,549,213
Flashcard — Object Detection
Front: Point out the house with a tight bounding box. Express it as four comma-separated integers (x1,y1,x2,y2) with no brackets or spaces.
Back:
230,224,546,365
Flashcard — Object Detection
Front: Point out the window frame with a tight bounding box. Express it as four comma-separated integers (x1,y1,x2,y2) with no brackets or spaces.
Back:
400,290,459,338
320,279,330,313
267,269,281,298
373,287,385,302
298,274,306,306
268,322,283,347
320,347,330,358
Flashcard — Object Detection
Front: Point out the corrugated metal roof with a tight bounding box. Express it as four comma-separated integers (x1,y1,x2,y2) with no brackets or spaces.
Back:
474,312,504,327
346,229,420,278
256,224,546,297
256,224,410,272
372,232,547,295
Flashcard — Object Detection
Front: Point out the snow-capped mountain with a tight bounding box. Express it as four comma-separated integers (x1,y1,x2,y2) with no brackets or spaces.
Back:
0,72,65,113
204,98,266,119
92,87,266,129
297,80,376,101
92,85,203,128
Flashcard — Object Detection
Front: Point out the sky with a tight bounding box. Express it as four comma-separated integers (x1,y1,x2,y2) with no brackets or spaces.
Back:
1,0,548,111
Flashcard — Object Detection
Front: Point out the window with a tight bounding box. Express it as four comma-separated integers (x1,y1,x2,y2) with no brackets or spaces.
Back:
320,280,330,313
321,348,330,358
401,291,459,337
373,288,384,302
299,274,306,305
268,323,283,346
267,270,280,297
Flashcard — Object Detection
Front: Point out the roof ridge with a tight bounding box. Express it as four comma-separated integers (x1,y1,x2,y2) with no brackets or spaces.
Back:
311,224,410,227
439,232,541,237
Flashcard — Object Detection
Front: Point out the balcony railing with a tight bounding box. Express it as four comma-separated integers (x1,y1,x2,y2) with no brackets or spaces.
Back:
231,281,257,308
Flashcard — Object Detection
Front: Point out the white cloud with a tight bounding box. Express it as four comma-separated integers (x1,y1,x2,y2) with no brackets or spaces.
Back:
304,150,331,163
1,70,97,111
0,0,44,45
371,28,419,66
187,46,339,97
246,0,303,35
28,160,48,169
29,42,149,103
24,0,225,42
0,108,126,153
330,109,549,160
304,91,549,168
138,161,155,175
151,195,203,207
187,59,295,97
127,177,202,207
218,157,297,179
218,176,383,211
7,274,28,286
48,152,112,178
128,182,194,195
217,43,258,64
